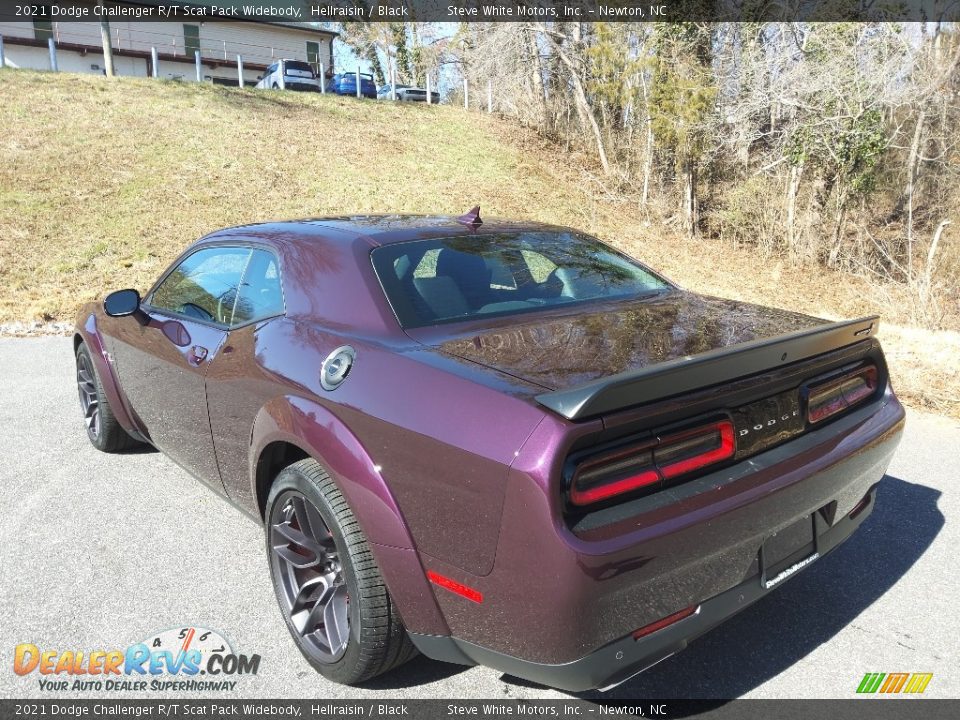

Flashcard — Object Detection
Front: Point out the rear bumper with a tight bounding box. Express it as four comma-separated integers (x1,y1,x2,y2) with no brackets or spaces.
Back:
412,390,905,691
285,81,321,92
411,481,879,691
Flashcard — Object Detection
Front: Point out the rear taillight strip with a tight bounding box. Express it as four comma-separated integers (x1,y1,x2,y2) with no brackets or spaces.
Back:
569,466,659,506
569,419,736,507
657,421,736,480
807,364,878,425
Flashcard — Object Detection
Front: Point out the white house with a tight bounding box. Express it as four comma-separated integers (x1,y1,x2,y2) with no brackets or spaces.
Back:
0,2,336,86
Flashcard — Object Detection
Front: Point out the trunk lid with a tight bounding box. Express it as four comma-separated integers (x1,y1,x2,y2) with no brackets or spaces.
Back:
407,291,830,392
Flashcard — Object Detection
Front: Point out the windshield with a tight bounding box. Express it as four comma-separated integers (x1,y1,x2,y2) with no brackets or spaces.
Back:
371,232,671,328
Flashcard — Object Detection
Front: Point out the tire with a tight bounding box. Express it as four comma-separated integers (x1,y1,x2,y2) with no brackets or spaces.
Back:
266,459,416,684
75,342,140,453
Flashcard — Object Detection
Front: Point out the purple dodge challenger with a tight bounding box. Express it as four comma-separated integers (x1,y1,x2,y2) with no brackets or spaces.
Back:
74,210,904,691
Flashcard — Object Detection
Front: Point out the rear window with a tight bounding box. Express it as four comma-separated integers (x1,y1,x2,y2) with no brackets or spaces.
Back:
284,61,315,75
371,232,671,328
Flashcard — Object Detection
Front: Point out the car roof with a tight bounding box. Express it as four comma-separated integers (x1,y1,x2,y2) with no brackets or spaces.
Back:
200,215,569,249
190,215,586,337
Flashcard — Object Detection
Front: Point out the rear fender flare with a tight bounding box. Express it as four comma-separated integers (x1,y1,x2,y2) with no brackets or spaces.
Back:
250,395,450,636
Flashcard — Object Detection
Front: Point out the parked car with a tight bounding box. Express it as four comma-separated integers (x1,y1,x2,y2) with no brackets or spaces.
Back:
332,71,377,98
377,84,440,103
255,60,322,92
75,209,904,691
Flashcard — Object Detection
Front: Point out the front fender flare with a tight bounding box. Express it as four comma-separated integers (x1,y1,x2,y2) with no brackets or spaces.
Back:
75,314,140,437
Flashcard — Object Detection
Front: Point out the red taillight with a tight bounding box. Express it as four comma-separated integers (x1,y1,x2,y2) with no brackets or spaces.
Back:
655,421,736,480
426,570,483,604
569,420,736,507
807,365,878,424
569,442,660,506
632,605,698,640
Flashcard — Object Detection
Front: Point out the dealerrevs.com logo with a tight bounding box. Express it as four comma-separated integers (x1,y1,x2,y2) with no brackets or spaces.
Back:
13,627,261,692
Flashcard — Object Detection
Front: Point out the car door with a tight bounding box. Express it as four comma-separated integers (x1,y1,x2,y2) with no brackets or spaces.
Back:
110,245,253,494
204,248,287,504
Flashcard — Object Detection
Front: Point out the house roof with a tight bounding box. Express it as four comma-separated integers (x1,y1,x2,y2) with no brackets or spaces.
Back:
260,22,339,38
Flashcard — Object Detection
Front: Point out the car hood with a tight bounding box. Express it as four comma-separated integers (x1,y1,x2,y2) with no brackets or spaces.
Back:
408,291,829,392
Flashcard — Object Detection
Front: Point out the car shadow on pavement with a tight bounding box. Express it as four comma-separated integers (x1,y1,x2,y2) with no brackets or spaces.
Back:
357,653,467,690
500,474,943,701
118,443,159,455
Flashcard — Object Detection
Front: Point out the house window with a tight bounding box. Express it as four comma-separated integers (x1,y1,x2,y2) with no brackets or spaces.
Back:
306,41,321,74
183,24,200,58
33,20,53,43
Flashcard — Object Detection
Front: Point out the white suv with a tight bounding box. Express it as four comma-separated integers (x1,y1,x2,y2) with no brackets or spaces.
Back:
255,60,322,92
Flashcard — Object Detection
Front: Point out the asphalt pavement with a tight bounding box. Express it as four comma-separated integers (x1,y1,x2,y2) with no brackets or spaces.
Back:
1,337,957,700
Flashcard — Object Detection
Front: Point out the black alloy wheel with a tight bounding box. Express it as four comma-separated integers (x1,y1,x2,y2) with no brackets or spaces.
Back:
75,343,140,453
269,489,350,663
265,459,416,684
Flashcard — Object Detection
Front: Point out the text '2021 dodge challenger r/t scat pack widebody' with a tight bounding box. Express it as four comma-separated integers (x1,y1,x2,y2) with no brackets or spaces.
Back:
74,209,904,691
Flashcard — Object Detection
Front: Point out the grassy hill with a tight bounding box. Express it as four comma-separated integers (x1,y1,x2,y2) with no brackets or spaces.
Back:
1,70,956,417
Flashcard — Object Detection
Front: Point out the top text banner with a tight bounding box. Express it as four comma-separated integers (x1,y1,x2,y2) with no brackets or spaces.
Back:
0,0,957,23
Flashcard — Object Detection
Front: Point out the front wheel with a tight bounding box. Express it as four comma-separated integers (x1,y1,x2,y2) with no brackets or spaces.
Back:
266,459,416,684
76,342,140,453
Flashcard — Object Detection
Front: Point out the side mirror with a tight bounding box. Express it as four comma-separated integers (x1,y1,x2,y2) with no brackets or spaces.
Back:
103,289,141,317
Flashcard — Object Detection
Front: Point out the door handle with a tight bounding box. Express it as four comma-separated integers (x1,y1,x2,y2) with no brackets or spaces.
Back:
188,345,208,365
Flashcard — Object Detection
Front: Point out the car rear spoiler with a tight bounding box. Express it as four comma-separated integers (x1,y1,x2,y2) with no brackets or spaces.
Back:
535,315,880,421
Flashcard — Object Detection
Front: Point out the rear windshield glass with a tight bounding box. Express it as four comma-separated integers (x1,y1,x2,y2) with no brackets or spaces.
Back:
284,61,315,75
371,232,671,328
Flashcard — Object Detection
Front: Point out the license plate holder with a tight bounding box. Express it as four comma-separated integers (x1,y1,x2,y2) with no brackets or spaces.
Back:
760,514,819,589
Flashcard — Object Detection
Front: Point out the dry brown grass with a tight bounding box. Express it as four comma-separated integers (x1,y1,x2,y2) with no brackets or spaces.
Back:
1,70,957,417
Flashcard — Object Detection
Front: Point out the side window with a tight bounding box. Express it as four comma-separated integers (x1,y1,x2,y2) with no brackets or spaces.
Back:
149,247,252,326
521,249,557,283
266,63,277,76
413,248,441,278
232,250,285,326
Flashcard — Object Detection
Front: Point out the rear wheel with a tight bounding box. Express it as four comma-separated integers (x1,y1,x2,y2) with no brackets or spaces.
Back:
266,459,416,684
76,343,140,453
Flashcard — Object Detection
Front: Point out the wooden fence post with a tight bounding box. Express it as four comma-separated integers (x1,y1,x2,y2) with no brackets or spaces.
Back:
48,37,58,72
237,55,243,87
194,50,202,82
151,47,159,78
